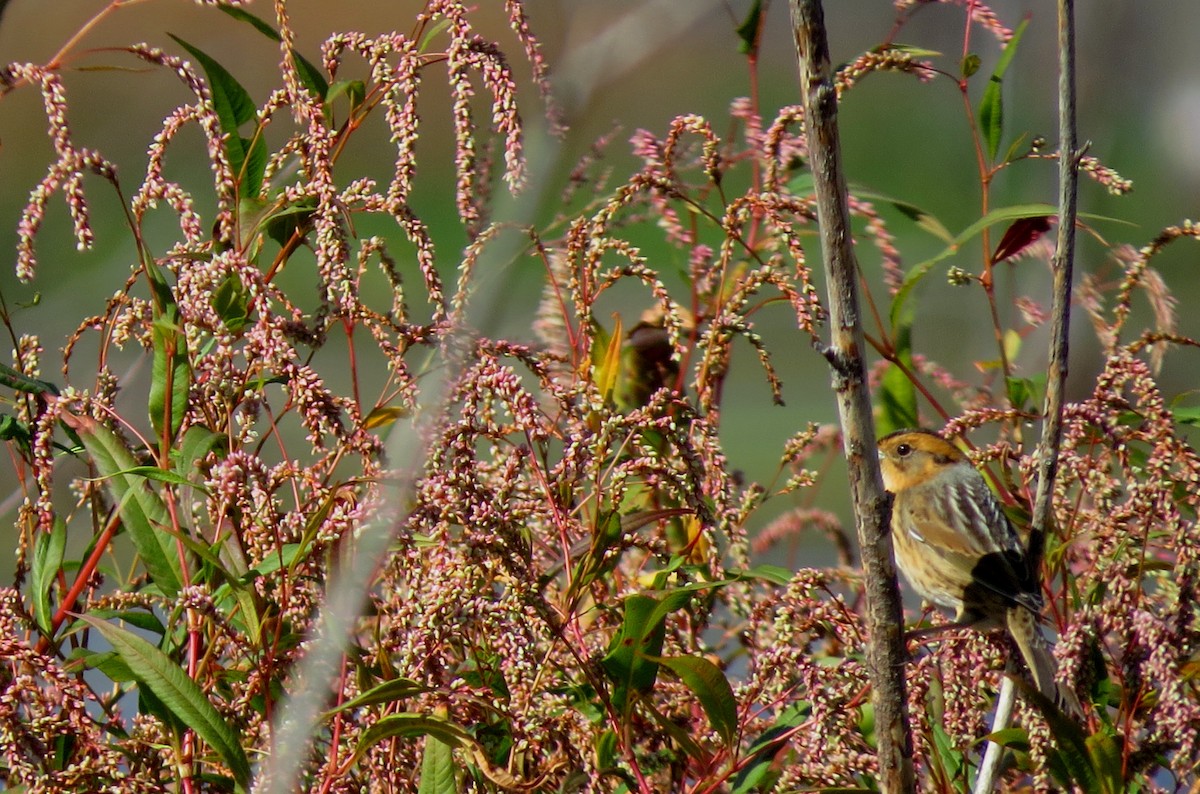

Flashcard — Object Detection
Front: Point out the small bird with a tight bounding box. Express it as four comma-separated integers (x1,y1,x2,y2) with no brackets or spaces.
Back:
877,428,1084,717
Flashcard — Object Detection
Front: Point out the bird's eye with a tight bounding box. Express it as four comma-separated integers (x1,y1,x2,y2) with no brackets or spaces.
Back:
895,443,912,457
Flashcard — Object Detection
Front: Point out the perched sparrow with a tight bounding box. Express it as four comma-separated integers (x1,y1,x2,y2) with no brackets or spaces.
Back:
878,429,1083,717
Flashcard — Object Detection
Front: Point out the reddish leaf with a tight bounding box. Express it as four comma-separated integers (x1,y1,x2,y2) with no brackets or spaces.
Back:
991,215,1052,264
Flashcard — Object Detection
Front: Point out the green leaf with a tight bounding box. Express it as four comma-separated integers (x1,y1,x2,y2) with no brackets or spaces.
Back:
1172,405,1200,428
644,698,708,759
977,17,1029,160
290,52,330,101
264,197,318,246
217,5,277,38
821,183,955,246
1085,727,1124,794
600,590,691,714
168,34,255,129
239,133,269,198
217,5,329,98
83,607,166,636
883,43,942,58
568,509,625,594
31,519,67,635
242,543,304,580
978,726,1030,752
595,313,623,403
978,83,1003,160
729,563,793,586
595,729,618,769
177,425,225,481
325,677,429,717
89,464,203,491
418,18,454,54
353,713,473,765
735,0,763,54
62,414,184,597
325,79,366,112
878,320,918,436
70,647,136,682
961,52,981,78
0,413,32,449
732,702,809,793
1006,374,1046,414
168,34,266,195
78,614,251,788
930,719,966,780
0,361,60,395
213,273,251,334
656,655,738,745
418,733,457,794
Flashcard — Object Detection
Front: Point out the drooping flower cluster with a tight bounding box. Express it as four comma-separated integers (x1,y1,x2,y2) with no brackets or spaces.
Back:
3,0,1200,792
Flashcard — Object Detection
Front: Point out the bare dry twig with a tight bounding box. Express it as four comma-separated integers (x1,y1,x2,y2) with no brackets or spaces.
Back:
789,2,914,791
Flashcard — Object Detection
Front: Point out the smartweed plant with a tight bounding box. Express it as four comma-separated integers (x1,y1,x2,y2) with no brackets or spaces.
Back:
0,1,1197,791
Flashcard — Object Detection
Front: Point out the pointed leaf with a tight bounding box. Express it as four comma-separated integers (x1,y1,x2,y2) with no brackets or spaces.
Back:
0,361,59,395
239,133,269,198
168,34,255,129
217,6,328,98
656,654,738,745
601,589,692,714
878,320,918,436
168,34,264,193
217,5,278,39
31,519,67,635
884,43,942,58
841,185,955,245
735,0,763,54
325,79,366,114
89,465,203,491
596,313,623,402
991,214,1052,264
418,734,457,794
77,614,251,787
1013,676,1102,794
213,272,251,334
731,702,809,793
290,51,330,101
62,414,184,597
977,17,1029,160
644,698,708,760
729,564,793,586
353,713,473,765
177,425,225,482
325,677,429,717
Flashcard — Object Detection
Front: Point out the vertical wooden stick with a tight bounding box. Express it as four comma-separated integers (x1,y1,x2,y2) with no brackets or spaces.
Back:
978,1,1079,790
789,2,914,791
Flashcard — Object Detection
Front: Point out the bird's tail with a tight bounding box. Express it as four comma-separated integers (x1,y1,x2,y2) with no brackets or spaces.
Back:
1007,607,1085,719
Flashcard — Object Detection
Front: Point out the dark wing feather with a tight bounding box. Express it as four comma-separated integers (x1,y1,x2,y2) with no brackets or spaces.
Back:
933,472,1044,613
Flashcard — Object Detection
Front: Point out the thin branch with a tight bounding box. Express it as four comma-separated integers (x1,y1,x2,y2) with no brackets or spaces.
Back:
1029,0,1079,573
976,1,1079,790
789,2,914,792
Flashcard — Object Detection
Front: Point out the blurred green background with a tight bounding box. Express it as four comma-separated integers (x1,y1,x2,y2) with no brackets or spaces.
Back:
0,1,1196,569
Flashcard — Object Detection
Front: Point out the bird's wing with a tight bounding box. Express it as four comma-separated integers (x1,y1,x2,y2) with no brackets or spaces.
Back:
906,475,1044,612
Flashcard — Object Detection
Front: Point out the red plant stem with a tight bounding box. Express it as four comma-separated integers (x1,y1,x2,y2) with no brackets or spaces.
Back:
37,509,122,654
317,654,351,794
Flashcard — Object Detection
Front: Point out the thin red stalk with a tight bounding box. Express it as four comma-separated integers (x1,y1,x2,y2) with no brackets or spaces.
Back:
38,510,121,652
